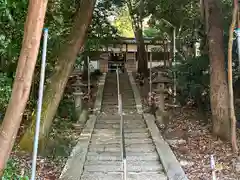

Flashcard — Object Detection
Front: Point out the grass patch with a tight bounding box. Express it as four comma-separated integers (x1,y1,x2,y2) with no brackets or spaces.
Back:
2,158,30,180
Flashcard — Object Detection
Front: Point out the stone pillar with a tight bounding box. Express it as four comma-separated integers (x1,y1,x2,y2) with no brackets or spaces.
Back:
72,77,83,119
73,91,83,117
152,72,170,126
154,83,165,126
156,83,165,112
72,85,90,126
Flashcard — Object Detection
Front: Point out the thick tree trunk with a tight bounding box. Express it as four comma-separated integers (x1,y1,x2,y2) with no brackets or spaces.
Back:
135,28,148,76
205,0,231,140
19,0,96,152
0,0,48,175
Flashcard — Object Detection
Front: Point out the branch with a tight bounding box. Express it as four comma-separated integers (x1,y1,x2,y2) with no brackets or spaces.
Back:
228,0,238,153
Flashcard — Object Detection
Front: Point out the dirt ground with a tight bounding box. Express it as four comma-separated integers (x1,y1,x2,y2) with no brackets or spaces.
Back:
134,75,240,180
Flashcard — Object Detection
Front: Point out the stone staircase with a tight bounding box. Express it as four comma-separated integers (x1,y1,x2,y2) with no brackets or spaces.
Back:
80,72,167,180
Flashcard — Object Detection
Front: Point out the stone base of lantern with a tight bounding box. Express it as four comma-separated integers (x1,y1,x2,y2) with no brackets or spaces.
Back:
77,109,89,124
154,87,166,127
73,92,83,121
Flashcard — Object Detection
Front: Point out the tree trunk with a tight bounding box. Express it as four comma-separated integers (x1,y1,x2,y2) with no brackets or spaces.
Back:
205,0,231,140
19,0,96,152
228,0,238,152
0,0,48,175
136,28,148,76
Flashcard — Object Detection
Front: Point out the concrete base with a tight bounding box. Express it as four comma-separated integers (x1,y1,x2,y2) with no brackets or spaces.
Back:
128,72,143,114
93,73,106,113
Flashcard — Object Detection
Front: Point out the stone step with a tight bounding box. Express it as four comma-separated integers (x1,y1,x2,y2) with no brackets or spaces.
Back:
101,108,118,111
93,128,148,134
92,132,149,139
90,136,151,143
102,102,136,106
99,115,143,120
101,101,118,103
120,89,133,92
121,96,135,98
94,123,146,129
102,97,118,99
92,128,120,133
98,119,144,123
125,132,150,138
101,105,118,108
84,160,163,172
101,108,136,111
96,120,145,126
103,93,133,96
102,96,134,98
101,103,118,105
121,105,136,108
86,152,159,161
102,102,135,105
89,143,156,152
81,172,167,180
97,119,142,122
90,139,153,146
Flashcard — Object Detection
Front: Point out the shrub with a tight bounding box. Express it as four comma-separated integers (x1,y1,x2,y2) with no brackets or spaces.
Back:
174,55,210,110
2,158,29,180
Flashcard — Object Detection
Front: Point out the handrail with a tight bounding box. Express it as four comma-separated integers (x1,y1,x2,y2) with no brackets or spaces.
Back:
31,28,48,180
149,52,152,94
119,94,127,180
116,67,120,109
116,67,127,180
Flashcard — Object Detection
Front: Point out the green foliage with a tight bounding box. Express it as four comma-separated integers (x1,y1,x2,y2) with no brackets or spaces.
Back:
46,116,75,158
0,73,12,114
143,27,159,37
57,94,76,122
174,55,210,108
174,32,240,109
2,159,29,180
0,0,28,76
113,6,134,37
86,1,119,51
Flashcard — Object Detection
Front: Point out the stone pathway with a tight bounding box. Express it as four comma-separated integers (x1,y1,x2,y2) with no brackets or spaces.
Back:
60,72,188,180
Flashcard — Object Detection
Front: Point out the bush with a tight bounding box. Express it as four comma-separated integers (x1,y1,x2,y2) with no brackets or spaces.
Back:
174,55,210,110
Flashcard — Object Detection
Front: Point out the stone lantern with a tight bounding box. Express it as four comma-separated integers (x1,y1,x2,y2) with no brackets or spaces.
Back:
152,72,171,123
72,76,85,118
151,66,168,80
